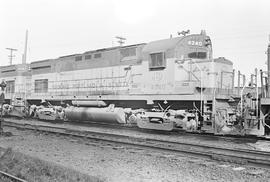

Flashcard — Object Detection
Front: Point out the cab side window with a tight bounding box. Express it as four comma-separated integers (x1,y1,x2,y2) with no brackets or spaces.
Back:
149,52,166,70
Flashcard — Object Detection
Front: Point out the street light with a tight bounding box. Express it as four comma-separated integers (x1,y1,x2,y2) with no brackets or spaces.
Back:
176,59,204,117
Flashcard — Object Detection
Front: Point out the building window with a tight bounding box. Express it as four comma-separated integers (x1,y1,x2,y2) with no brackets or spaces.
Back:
149,52,166,69
6,80,15,93
75,56,82,61
35,79,48,93
94,53,102,58
188,52,207,59
85,55,91,60
120,47,136,57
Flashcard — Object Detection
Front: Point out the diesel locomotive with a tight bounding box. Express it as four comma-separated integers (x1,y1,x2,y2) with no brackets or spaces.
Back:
3,30,266,136
0,30,234,109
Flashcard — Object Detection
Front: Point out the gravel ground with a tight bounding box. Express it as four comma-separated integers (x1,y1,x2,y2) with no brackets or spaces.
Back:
0,127,269,182
0,147,101,182
0,176,13,182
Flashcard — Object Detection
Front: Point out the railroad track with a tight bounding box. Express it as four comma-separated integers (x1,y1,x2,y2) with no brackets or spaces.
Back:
0,170,27,182
6,117,269,143
3,120,270,169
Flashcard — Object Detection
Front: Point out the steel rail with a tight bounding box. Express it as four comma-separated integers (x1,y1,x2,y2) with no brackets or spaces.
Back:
0,170,28,182
3,120,270,169
68,120,270,142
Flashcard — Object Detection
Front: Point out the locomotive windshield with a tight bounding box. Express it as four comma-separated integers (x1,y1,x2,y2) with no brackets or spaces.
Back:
188,52,207,59
185,34,212,60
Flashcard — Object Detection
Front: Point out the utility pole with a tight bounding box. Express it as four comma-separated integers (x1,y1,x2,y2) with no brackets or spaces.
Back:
115,36,126,46
22,30,28,64
232,69,235,91
255,68,259,119
267,34,270,97
6,48,17,65
238,70,241,95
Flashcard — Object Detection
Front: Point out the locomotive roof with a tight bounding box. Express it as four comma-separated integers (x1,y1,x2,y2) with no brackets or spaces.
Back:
142,36,183,53
83,43,145,54
214,57,233,65
0,64,16,69
30,59,54,64
58,54,80,59
142,34,207,53
29,43,146,63
25,33,209,64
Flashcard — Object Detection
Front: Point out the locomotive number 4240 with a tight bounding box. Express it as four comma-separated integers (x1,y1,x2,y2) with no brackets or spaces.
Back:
188,40,202,46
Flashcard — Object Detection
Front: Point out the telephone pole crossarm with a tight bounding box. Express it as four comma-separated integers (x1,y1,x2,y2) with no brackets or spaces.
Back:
6,47,17,65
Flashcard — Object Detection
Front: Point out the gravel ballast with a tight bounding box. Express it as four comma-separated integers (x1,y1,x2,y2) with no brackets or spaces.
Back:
0,126,270,182
5,118,270,152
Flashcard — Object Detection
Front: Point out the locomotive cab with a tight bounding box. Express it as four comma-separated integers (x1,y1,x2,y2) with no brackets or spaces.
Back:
132,30,233,98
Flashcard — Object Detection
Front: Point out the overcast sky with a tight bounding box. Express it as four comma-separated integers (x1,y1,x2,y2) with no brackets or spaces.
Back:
1,0,270,75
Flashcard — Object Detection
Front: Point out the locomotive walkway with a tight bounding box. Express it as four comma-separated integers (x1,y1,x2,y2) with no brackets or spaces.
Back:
2,119,270,169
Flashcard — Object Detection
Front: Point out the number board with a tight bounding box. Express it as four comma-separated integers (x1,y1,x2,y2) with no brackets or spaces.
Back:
187,40,203,46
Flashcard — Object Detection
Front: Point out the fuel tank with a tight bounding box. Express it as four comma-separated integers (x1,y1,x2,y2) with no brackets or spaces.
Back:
64,105,126,124
71,100,106,107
